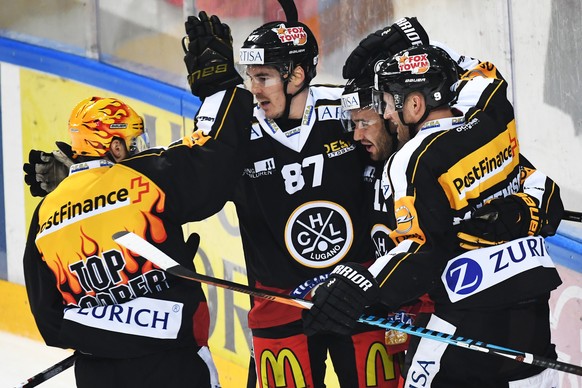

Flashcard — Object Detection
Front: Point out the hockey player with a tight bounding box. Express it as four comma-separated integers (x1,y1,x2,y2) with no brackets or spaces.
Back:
23,90,251,387
341,68,434,378
227,16,422,388
339,40,565,385
341,38,564,255
304,45,563,386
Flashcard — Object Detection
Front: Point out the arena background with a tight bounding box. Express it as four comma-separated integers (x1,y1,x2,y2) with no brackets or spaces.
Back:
0,1,581,387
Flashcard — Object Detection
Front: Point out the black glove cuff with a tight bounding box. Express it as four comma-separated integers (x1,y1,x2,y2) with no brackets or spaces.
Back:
511,193,543,235
329,263,379,302
389,17,430,53
188,73,243,99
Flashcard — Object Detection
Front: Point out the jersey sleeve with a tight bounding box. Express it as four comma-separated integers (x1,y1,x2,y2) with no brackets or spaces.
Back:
23,203,68,349
519,154,564,235
446,48,564,237
368,151,454,309
430,40,481,73
123,86,253,223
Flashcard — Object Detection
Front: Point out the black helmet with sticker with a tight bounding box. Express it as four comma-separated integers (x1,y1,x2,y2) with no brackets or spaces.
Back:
374,44,459,111
240,21,319,82
341,76,378,132
341,51,392,132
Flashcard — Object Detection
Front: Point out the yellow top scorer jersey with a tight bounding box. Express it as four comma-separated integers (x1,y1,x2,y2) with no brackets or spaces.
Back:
35,160,167,307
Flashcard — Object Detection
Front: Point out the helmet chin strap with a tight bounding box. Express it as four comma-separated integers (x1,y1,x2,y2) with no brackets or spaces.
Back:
280,68,310,120
397,106,431,139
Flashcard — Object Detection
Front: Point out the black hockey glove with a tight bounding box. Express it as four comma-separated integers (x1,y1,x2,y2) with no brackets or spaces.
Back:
23,141,75,197
342,17,429,79
303,263,379,336
457,193,544,250
183,11,243,99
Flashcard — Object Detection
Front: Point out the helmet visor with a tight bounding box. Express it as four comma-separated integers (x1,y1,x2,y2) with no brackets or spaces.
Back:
342,87,384,132
341,106,382,133
372,90,396,116
243,64,289,90
129,131,150,156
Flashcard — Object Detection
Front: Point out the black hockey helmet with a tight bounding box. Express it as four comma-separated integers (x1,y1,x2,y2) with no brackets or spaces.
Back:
341,51,392,132
341,76,379,132
239,21,319,82
341,69,398,159
374,45,459,112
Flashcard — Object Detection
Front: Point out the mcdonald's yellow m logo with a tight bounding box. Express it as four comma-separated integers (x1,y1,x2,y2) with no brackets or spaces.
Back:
260,348,306,387
366,342,396,386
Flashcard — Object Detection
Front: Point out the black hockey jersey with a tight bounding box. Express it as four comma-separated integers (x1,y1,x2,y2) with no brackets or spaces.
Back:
233,85,375,328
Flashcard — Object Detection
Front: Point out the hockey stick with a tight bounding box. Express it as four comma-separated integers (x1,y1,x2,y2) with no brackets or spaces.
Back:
112,231,582,377
563,210,582,223
15,353,75,387
358,315,582,376
278,0,298,22
112,231,311,310
475,209,582,223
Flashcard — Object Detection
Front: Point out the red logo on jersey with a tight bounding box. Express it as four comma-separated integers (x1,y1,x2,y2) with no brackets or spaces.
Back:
131,176,150,203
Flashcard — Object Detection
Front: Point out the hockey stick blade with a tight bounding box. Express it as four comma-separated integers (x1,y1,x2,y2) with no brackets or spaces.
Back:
112,231,312,310
15,353,75,387
112,231,582,377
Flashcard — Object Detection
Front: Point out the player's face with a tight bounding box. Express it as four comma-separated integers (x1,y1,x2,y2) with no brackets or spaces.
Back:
351,108,395,161
245,65,286,119
383,92,411,148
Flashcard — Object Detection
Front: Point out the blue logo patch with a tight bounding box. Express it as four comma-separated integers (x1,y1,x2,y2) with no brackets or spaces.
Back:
444,257,483,295
290,273,330,298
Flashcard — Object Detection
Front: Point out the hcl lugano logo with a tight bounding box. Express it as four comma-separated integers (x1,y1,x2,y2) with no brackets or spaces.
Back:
444,257,483,295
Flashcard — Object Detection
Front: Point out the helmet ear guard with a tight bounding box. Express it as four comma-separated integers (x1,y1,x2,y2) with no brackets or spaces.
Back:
68,97,149,158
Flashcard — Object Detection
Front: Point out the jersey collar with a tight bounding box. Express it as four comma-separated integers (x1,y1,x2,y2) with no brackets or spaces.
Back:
69,159,114,175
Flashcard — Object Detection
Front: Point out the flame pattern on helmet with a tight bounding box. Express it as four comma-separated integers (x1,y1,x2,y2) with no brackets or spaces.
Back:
69,96,145,157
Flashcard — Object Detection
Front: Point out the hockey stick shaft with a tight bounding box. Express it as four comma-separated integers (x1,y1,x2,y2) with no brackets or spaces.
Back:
277,0,298,22
112,231,582,376
15,354,75,387
563,210,582,223
112,232,311,309
359,316,582,376
477,209,581,223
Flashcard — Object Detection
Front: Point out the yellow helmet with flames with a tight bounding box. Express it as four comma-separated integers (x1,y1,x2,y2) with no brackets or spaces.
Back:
68,97,149,157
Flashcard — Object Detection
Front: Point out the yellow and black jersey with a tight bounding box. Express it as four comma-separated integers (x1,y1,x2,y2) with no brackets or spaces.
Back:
371,70,561,310
23,87,253,358
451,58,563,234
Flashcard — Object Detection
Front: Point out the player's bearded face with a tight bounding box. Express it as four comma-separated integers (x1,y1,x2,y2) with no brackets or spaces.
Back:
351,108,394,161
245,65,286,119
